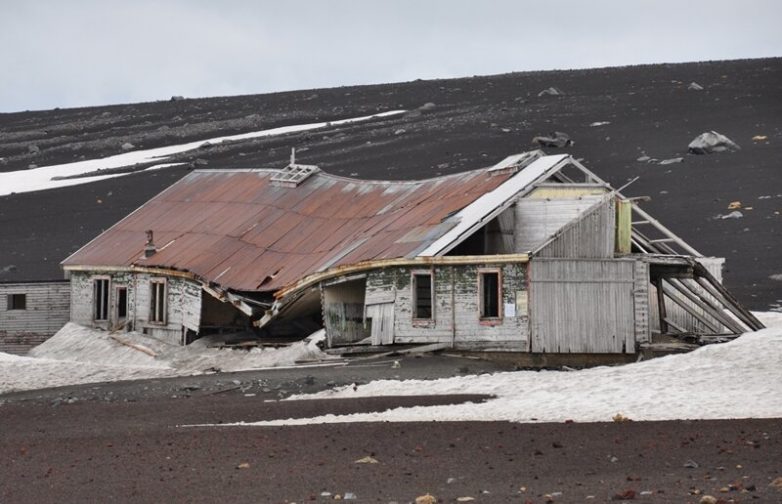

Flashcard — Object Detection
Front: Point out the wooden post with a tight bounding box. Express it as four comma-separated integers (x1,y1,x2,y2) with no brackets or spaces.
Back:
653,278,668,334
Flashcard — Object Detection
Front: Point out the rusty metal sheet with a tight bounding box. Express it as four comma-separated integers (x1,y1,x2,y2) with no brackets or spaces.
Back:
63,167,514,292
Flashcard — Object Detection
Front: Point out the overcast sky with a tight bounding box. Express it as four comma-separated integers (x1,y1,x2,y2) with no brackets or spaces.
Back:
1,0,780,112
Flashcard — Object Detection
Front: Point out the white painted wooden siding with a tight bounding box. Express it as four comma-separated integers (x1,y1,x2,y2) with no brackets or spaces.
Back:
529,259,636,354
0,281,70,353
535,197,615,258
515,195,605,252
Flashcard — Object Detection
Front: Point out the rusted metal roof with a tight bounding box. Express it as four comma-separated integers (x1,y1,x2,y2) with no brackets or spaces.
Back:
63,166,521,292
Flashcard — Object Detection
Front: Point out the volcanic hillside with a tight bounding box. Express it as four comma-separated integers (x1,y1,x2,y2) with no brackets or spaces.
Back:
0,58,779,310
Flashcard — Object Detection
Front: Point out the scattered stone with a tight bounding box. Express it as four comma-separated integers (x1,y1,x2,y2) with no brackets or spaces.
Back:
590,121,611,127
699,496,718,504
418,102,436,112
636,155,652,162
394,129,406,135
343,492,356,500
532,131,573,148
658,157,683,165
610,456,619,463
688,82,704,91
727,201,742,209
769,274,782,281
538,87,564,97
639,490,653,496
611,489,636,500
392,360,401,369
456,497,475,502
354,456,378,464
717,211,743,220
770,476,782,492
415,494,437,504
612,413,631,422
121,142,135,150
683,459,700,469
688,131,740,154
170,95,185,101
28,144,40,154
236,462,250,469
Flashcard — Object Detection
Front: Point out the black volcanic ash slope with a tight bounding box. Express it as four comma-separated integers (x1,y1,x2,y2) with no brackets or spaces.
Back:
0,58,780,309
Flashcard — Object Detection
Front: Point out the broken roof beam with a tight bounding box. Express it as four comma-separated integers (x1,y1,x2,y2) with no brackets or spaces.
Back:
691,262,764,330
662,279,727,334
631,205,702,257
274,254,530,301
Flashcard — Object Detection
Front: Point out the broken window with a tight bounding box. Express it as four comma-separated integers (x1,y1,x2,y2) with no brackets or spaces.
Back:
116,286,128,320
413,272,433,319
93,278,109,321
150,279,166,324
479,271,501,319
7,293,26,310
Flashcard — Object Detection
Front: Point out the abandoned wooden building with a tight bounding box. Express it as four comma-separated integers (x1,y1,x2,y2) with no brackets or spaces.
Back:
61,150,763,358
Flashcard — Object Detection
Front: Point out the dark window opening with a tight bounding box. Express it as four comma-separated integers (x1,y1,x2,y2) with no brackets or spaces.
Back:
480,271,500,319
94,279,109,321
116,287,128,320
7,293,26,310
150,280,166,324
413,273,433,319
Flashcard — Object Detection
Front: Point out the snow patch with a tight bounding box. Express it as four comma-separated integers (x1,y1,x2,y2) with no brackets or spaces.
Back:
0,111,405,196
207,313,782,426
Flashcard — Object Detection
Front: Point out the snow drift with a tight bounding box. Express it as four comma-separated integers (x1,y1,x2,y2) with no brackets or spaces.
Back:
0,323,331,394
216,312,782,425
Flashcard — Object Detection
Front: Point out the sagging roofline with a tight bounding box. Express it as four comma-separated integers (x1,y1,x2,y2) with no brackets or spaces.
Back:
255,254,531,330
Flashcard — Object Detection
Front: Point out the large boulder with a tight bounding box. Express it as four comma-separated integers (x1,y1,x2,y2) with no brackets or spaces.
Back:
688,131,740,154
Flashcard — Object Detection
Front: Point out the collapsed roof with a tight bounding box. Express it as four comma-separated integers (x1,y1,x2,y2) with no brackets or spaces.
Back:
63,152,576,294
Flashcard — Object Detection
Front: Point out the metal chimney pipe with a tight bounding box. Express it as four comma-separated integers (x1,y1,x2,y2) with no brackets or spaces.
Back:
144,229,156,258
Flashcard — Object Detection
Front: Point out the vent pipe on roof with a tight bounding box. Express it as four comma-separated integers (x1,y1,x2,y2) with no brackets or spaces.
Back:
144,229,157,258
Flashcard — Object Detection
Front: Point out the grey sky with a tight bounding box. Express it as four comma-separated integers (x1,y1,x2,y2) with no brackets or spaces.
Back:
1,0,780,112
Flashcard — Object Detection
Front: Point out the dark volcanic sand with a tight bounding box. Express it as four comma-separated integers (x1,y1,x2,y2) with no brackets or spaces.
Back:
1,393,780,503
1,58,780,309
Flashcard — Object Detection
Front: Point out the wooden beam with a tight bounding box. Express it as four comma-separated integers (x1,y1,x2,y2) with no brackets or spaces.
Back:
669,279,744,334
663,317,687,334
692,263,765,330
661,281,723,334
631,205,702,256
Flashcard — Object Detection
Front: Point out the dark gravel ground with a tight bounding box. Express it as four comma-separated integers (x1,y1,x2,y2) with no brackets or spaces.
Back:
1,355,781,503
1,393,780,503
0,58,780,310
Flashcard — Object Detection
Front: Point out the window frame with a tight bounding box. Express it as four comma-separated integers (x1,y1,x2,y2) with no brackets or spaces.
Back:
411,270,435,325
478,268,502,322
115,285,128,322
149,278,167,325
6,293,26,311
93,276,110,321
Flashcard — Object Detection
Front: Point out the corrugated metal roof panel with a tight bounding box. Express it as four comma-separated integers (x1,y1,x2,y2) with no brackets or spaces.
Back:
63,158,558,292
